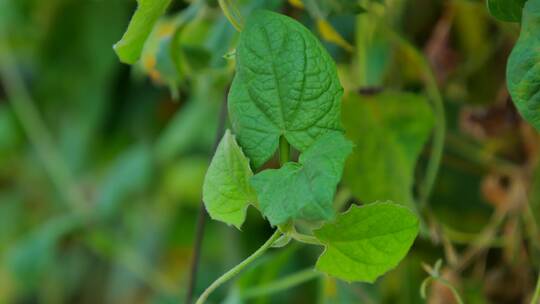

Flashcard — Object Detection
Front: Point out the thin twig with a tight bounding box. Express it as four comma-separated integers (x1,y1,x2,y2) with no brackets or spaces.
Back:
184,94,229,303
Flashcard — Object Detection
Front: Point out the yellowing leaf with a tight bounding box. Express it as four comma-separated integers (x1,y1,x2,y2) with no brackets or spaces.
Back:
317,19,353,52
140,19,179,84
289,0,305,9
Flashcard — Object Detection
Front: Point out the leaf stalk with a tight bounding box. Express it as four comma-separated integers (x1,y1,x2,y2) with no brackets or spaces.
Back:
279,136,290,166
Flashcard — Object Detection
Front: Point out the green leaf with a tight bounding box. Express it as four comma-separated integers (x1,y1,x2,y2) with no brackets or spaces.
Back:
251,132,352,226
203,130,257,229
507,0,540,131
139,18,182,87
487,0,526,22
113,0,172,64
342,92,434,207
314,202,419,283
229,10,343,168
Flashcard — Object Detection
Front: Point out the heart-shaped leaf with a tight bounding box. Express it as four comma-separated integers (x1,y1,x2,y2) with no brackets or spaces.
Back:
203,130,257,229
507,0,540,131
251,132,352,226
229,10,343,168
315,202,419,283
487,0,526,22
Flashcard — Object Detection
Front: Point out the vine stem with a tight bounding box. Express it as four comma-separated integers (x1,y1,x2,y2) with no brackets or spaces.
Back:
384,29,446,238
421,277,464,304
185,93,229,303
195,230,282,304
387,30,446,210
279,136,290,166
290,231,321,245
418,56,446,210
240,268,320,300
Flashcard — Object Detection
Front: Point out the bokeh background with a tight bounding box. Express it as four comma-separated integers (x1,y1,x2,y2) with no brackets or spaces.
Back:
0,0,539,303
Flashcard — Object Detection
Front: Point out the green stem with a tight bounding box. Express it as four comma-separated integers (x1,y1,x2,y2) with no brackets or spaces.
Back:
440,279,465,304
290,231,322,246
391,37,445,210
421,276,464,304
418,59,446,210
195,230,282,304
333,187,351,212
445,132,517,172
384,29,446,209
532,269,540,304
218,0,244,31
279,136,290,166
383,29,446,239
241,268,320,300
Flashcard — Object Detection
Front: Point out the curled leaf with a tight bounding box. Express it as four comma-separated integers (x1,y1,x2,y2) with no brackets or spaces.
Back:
114,0,172,64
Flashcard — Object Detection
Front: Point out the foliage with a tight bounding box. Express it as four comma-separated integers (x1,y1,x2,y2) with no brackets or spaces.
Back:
251,132,352,225
1,0,540,303
342,92,434,208
487,0,527,22
198,9,420,302
203,130,256,229
315,202,418,283
229,10,344,168
506,0,540,131
114,0,173,64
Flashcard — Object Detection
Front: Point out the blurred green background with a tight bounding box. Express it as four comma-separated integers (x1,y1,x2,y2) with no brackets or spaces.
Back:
0,0,539,303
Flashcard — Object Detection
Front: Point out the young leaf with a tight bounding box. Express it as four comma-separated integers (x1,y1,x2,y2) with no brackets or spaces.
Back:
342,92,434,207
113,0,172,64
314,202,419,283
507,0,540,131
203,130,257,229
228,10,343,168
251,132,352,226
487,0,526,22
